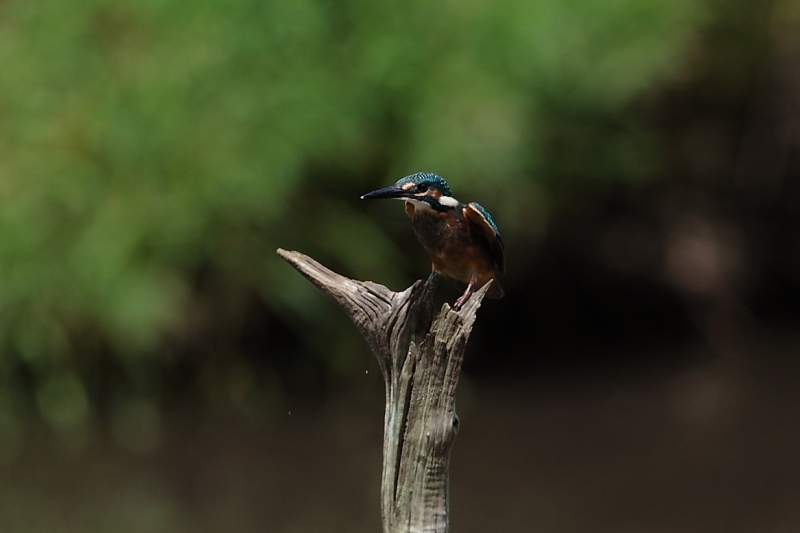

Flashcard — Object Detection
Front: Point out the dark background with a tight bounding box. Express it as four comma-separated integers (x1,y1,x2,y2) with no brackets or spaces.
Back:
1,0,799,531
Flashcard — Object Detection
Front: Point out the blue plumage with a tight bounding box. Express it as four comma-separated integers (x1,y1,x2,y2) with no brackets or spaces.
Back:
467,202,500,237
394,172,453,197
362,172,506,307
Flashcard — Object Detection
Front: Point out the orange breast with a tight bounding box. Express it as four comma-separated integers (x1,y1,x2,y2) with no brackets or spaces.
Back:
408,206,499,296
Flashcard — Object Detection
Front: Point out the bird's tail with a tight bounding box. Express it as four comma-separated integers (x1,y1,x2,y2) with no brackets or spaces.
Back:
487,279,504,299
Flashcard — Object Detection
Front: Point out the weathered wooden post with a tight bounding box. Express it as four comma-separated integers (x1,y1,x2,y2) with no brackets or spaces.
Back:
277,248,489,533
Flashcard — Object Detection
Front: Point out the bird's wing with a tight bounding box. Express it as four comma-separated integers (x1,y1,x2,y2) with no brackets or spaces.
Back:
464,202,506,274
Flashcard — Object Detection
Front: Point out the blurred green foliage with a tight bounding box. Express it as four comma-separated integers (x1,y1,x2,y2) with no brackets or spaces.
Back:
0,0,710,438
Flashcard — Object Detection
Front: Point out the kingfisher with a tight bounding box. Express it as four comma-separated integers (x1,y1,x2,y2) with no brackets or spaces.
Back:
361,172,505,308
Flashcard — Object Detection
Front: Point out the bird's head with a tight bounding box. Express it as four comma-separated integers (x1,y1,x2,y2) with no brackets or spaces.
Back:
361,172,459,211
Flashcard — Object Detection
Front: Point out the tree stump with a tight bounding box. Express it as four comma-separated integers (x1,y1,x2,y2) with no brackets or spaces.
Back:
277,249,490,533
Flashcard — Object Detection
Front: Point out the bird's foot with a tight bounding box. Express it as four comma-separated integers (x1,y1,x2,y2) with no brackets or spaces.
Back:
453,291,472,310
453,281,475,311
453,277,477,311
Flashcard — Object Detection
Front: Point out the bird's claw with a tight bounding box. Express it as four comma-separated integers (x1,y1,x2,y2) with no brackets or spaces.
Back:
453,291,471,311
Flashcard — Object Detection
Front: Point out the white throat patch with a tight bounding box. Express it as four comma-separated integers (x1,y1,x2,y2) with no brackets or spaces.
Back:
405,198,432,210
438,195,459,208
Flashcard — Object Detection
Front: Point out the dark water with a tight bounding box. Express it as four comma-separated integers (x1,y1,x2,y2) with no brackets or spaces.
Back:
2,334,800,533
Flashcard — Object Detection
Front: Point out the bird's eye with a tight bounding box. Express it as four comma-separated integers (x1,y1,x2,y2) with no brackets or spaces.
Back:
417,184,429,193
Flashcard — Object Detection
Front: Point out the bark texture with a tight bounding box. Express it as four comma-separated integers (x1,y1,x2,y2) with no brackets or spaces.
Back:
277,249,488,533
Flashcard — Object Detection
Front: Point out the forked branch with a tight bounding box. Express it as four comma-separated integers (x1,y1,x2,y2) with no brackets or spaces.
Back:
277,249,489,533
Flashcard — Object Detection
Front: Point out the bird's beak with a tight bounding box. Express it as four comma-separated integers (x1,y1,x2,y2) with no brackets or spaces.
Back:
360,184,409,201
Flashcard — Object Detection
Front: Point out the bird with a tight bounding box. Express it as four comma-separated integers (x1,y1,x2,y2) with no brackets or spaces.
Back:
361,172,505,309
